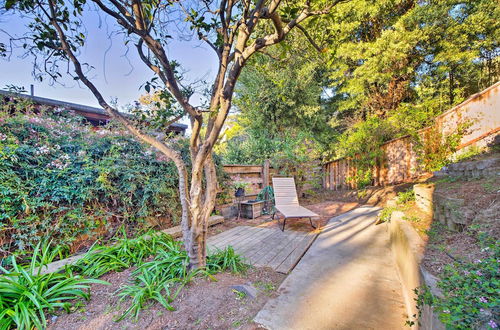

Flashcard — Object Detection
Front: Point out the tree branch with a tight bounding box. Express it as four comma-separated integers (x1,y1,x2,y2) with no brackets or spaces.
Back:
296,23,323,52
91,0,137,33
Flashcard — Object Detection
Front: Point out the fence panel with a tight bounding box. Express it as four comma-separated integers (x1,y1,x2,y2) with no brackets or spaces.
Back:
322,82,500,190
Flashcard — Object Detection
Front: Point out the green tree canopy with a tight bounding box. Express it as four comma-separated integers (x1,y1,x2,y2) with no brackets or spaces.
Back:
223,0,499,164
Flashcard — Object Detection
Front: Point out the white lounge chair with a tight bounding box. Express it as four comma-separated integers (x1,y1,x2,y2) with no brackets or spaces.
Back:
272,177,319,231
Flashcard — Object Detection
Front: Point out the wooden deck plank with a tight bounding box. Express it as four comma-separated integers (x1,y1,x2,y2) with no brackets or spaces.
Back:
216,227,269,253
243,229,286,262
217,226,262,248
246,230,299,265
206,225,316,273
210,226,258,249
266,234,310,270
207,226,247,245
252,231,304,268
232,229,280,264
230,227,271,253
235,227,280,257
207,225,242,242
275,232,318,274
208,225,253,247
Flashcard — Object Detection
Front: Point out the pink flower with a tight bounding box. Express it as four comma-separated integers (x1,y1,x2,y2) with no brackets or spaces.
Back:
480,297,488,303
489,320,497,329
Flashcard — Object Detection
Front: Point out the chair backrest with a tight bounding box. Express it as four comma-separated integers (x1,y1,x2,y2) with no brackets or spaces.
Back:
272,177,299,206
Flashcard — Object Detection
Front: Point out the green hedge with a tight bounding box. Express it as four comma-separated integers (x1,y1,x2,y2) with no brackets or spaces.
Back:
0,109,195,256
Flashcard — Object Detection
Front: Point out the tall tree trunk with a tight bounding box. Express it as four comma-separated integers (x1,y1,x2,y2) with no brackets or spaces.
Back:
183,155,218,269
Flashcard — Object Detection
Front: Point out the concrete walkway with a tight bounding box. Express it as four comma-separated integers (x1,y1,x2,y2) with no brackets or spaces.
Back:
254,206,407,330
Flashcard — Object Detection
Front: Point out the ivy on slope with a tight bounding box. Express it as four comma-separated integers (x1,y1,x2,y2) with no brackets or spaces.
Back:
0,110,185,255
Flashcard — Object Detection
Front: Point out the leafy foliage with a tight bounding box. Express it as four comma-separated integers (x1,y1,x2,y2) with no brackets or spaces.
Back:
0,231,249,327
413,122,471,172
377,206,397,223
207,246,249,274
70,229,248,321
396,189,415,205
0,242,107,330
225,0,498,185
319,0,498,170
322,0,499,120
336,116,398,187
0,106,226,257
416,237,499,329
0,108,184,255
217,46,330,192
71,230,175,278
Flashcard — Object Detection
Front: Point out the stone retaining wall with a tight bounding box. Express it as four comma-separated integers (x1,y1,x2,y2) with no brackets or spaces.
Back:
442,157,500,179
432,194,471,231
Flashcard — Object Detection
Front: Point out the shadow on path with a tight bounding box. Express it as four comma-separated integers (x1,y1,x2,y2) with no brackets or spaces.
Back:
254,205,407,330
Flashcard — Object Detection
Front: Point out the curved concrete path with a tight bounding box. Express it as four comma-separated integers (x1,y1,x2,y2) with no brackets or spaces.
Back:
254,206,407,330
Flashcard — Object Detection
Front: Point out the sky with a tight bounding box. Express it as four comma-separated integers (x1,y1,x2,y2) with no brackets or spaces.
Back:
0,7,219,110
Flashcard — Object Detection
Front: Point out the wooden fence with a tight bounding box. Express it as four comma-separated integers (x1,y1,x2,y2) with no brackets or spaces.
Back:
223,160,322,198
222,162,276,198
323,81,500,190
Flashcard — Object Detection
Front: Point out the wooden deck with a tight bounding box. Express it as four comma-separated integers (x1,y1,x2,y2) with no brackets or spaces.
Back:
207,226,318,274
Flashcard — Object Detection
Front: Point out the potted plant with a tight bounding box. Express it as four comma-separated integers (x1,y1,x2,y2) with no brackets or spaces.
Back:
233,181,248,197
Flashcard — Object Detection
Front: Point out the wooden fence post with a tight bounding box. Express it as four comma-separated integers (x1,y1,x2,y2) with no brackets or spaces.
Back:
263,159,270,188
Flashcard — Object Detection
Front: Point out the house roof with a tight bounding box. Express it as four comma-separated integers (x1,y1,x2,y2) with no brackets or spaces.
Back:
0,90,188,131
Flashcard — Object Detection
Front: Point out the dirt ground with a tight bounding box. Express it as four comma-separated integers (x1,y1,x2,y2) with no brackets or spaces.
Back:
420,175,499,276
48,267,285,330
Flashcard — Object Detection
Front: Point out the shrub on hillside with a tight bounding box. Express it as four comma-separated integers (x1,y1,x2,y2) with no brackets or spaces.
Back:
416,237,499,329
0,109,224,257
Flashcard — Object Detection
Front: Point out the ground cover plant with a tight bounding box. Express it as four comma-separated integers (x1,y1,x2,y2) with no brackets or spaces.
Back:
0,242,106,329
417,236,499,329
71,231,247,321
115,242,247,321
0,108,181,256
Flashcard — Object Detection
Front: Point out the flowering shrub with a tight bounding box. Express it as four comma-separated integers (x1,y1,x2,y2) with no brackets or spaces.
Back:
417,235,499,329
0,108,224,257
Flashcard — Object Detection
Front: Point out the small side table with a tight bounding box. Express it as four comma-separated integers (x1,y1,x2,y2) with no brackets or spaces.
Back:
239,200,264,219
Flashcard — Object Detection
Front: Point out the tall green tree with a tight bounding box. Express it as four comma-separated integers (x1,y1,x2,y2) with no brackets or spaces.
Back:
223,0,499,174
323,0,499,128
219,34,337,163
